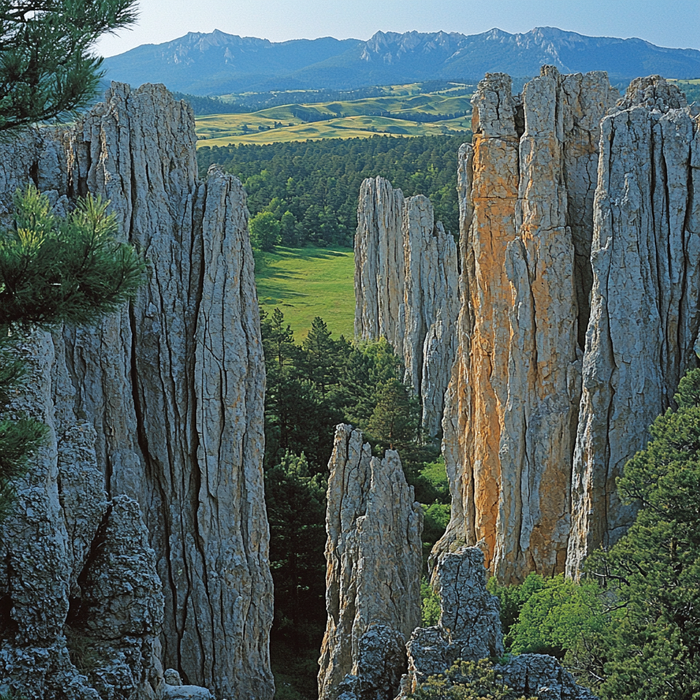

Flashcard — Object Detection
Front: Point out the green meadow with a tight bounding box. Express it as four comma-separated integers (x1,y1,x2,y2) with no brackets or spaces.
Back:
196,83,473,146
254,246,355,339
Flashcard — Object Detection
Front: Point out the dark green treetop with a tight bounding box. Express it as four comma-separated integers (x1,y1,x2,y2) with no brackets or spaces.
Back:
0,0,138,133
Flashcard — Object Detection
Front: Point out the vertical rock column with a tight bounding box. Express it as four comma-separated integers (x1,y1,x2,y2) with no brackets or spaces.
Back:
354,177,459,441
567,77,700,573
441,68,617,582
318,425,423,700
57,83,274,699
0,83,274,698
0,334,166,700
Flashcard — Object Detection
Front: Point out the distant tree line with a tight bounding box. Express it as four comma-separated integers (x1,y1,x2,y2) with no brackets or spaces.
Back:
197,133,471,248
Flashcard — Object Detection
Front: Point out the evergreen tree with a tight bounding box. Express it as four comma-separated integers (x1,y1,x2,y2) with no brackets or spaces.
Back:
577,367,700,698
0,186,145,516
368,377,420,450
0,0,138,133
300,316,337,397
249,210,281,251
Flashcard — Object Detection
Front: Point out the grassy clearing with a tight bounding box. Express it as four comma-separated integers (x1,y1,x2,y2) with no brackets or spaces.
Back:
255,246,355,339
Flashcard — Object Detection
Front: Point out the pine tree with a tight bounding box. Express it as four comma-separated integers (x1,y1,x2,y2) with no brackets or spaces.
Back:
0,0,138,133
0,186,145,516
368,377,419,450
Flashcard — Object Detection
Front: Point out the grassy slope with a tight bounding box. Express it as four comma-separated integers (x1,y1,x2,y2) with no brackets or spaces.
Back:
255,246,355,339
196,85,473,147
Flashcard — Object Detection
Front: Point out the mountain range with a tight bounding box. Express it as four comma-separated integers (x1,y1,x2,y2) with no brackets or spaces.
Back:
102,27,700,96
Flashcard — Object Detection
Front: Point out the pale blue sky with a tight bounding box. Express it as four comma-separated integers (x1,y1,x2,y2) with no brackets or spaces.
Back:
96,0,700,57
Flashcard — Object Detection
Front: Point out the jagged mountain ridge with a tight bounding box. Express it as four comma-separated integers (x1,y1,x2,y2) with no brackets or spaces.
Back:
103,26,700,95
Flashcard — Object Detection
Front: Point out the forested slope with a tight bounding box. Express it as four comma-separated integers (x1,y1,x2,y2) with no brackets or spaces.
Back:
197,133,470,246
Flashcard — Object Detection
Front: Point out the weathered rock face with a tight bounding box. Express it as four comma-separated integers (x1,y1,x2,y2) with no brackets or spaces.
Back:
441,67,619,583
0,333,164,700
318,424,423,700
0,83,274,699
397,546,503,696
442,70,700,582
395,547,594,700
355,178,459,441
567,77,700,573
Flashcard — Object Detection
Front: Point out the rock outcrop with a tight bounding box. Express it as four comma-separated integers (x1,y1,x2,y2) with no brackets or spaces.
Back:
318,425,423,700
441,67,619,582
0,83,274,699
567,77,700,573
0,333,164,700
355,178,459,441
441,69,700,582
395,547,594,700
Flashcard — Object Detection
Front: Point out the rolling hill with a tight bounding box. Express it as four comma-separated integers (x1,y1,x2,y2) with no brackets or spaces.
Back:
103,27,700,95
195,84,473,146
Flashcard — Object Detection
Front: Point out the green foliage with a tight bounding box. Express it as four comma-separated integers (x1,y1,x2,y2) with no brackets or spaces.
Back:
0,0,137,133
413,455,450,505
0,187,145,327
261,309,411,476
488,572,547,642
506,575,603,658
198,134,468,247
574,367,700,698
265,451,327,643
408,658,536,700
249,210,281,251
422,502,450,564
0,187,145,518
368,377,419,449
421,577,441,627
483,368,700,699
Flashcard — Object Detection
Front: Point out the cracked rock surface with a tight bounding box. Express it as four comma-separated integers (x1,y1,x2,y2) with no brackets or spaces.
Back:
440,67,619,582
567,76,700,574
395,547,594,700
355,178,459,441
441,69,700,583
0,83,273,699
318,425,423,700
0,334,164,700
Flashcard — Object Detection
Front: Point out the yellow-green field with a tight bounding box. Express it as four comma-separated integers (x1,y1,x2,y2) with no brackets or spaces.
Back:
255,246,355,339
196,84,473,146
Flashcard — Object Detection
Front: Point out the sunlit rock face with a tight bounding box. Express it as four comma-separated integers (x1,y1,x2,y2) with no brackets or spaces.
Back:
0,83,274,699
442,69,700,583
318,424,423,700
440,67,618,583
355,177,459,442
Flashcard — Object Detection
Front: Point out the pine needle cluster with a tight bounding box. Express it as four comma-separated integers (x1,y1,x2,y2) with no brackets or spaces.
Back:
0,0,138,133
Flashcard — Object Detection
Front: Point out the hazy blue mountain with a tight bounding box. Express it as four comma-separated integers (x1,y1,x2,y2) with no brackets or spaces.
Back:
102,30,362,94
103,27,700,95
